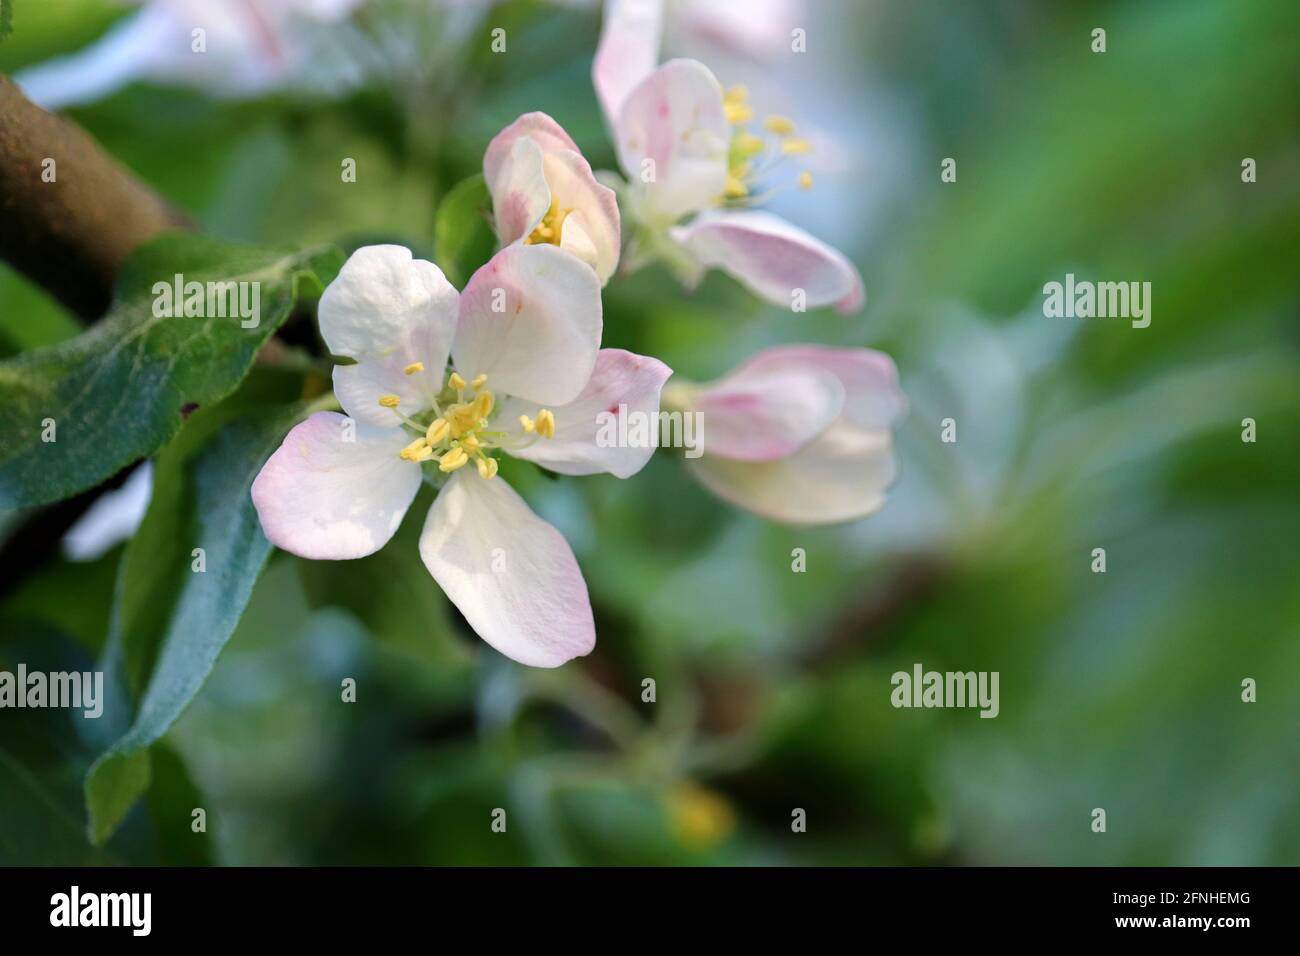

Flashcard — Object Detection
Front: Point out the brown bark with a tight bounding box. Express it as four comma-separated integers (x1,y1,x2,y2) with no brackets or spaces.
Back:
0,74,190,319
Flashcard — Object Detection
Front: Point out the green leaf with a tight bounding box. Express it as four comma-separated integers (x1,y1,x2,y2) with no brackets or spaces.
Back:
0,1,12,44
433,173,497,288
84,404,303,845
0,234,342,510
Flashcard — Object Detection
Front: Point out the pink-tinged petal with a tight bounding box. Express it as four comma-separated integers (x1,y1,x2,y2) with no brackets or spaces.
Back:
485,113,622,284
498,348,673,478
671,0,801,60
686,422,897,525
687,358,844,462
486,136,551,247
419,471,595,667
453,244,602,407
616,59,730,222
484,111,581,185
670,209,865,312
726,345,905,431
251,412,421,560
593,0,664,133
318,245,459,426
540,149,621,283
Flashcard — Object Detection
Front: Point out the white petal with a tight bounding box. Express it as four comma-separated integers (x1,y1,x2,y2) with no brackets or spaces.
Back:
453,244,602,407
498,348,673,478
487,136,552,248
419,471,596,667
559,213,601,273
685,422,897,525
616,59,730,222
61,462,154,562
251,412,421,560
671,209,865,312
593,0,665,133
318,245,459,424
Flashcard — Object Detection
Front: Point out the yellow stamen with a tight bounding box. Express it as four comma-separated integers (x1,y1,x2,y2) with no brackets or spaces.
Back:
734,133,765,158
798,171,813,190
525,197,571,247
426,418,449,444
469,389,494,420
475,456,499,480
399,438,433,462
764,115,796,136
724,175,749,199
471,373,488,389
448,372,466,391
780,137,812,155
460,433,482,455
724,101,754,124
378,394,401,408
724,85,749,106
403,361,425,375
519,414,535,433
535,409,555,439
438,447,469,472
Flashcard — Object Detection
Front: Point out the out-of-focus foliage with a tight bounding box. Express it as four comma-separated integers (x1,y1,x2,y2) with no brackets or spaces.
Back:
1,0,1297,866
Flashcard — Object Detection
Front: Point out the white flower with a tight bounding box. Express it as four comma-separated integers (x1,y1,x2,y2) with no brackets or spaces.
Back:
665,344,904,524
593,0,864,312
251,244,671,666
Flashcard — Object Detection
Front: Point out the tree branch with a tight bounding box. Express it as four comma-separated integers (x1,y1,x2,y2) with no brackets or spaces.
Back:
0,74,190,319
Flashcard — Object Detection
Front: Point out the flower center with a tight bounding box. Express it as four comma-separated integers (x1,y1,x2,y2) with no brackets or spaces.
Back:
525,196,571,247
377,370,555,479
719,85,814,204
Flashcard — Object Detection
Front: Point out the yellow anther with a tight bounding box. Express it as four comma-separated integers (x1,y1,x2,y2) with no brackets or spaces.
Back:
519,414,536,433
460,433,482,455
724,85,749,105
476,456,499,480
764,115,796,136
536,409,555,439
399,438,433,462
724,175,749,199
448,372,467,391
798,171,813,190
471,373,488,389
469,389,494,420
426,417,449,444
438,447,469,472
780,137,812,155
378,394,401,408
403,361,425,375
526,197,571,247
725,101,754,124
734,133,765,158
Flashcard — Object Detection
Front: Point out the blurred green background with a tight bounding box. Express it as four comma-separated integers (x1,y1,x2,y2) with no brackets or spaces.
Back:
1,0,1297,865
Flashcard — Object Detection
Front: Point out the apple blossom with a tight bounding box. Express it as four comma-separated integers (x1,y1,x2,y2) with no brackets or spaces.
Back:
16,0,365,110
251,244,671,666
592,0,864,312
483,113,621,285
663,345,904,524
